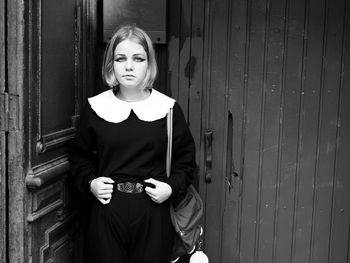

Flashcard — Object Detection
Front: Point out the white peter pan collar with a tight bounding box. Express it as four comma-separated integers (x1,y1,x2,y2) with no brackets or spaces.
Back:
88,89,175,123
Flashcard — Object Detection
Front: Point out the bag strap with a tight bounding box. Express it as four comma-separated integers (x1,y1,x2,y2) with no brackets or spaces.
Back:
166,108,173,178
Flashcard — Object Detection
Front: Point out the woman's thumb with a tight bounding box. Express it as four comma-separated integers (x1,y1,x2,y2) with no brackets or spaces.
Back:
99,177,114,184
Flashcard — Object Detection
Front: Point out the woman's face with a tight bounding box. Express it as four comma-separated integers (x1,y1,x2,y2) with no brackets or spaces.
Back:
113,39,148,90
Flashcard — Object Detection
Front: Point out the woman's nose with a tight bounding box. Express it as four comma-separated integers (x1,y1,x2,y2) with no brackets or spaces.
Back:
125,59,134,70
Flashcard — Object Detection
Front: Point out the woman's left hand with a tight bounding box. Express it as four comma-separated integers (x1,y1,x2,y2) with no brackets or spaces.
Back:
144,178,172,204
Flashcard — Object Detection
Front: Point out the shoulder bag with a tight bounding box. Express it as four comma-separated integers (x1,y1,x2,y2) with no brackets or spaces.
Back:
166,108,204,261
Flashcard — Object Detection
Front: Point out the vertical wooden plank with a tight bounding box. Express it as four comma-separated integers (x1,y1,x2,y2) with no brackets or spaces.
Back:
239,0,267,261
7,0,25,262
222,0,248,261
176,0,192,114
0,0,5,94
154,45,168,94
7,132,25,262
257,0,287,261
274,0,305,262
199,0,214,256
310,0,346,262
167,0,181,98
221,1,236,262
204,0,230,261
188,0,204,168
292,0,325,261
168,0,193,114
85,0,98,99
0,133,5,263
0,2,6,261
329,2,350,262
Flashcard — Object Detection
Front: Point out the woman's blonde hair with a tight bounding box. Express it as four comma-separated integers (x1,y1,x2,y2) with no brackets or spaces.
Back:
102,25,158,90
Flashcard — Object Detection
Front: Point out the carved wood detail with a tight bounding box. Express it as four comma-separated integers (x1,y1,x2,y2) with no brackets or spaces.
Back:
39,217,73,263
27,199,63,223
26,156,69,190
36,127,76,154
27,181,64,223
33,181,63,211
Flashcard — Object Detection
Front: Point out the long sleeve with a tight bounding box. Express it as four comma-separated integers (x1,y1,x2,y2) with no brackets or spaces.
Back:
68,104,98,195
166,102,197,204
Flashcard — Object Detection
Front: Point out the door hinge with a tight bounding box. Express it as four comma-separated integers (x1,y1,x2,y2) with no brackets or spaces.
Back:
0,92,19,132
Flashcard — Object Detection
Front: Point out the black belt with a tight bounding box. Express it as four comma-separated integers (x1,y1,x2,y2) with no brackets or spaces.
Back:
116,181,156,194
116,182,144,193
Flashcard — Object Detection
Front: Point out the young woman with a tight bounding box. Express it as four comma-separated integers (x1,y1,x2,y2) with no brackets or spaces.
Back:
69,25,196,263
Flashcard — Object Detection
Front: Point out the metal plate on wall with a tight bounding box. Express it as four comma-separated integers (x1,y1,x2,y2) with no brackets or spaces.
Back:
103,0,167,44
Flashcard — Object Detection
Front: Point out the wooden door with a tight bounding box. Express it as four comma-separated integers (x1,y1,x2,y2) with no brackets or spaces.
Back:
195,0,350,262
20,0,96,262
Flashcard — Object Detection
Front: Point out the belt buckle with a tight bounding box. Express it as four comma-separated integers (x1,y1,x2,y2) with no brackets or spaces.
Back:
117,182,143,193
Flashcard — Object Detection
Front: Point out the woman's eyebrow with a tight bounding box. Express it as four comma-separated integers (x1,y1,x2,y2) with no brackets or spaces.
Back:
114,53,145,57
114,54,126,58
132,53,146,57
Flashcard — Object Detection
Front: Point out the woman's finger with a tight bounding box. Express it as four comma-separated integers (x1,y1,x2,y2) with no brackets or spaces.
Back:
98,177,115,184
99,193,112,199
98,189,113,194
99,198,110,205
144,178,158,193
144,178,158,186
144,187,156,196
100,183,114,190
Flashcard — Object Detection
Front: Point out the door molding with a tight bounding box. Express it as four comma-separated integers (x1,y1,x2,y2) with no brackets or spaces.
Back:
26,156,69,190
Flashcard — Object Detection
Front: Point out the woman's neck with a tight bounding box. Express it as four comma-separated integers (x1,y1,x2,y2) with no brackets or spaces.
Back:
116,88,151,102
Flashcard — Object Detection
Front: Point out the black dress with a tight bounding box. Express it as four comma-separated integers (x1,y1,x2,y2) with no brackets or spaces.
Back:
69,89,196,263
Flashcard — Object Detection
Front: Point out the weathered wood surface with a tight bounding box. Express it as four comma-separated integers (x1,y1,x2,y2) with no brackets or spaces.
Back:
2,0,350,262
6,0,26,262
178,0,350,262
0,0,6,261
23,0,94,262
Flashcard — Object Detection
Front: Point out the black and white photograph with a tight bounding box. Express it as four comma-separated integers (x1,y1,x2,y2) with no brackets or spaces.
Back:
0,0,349,262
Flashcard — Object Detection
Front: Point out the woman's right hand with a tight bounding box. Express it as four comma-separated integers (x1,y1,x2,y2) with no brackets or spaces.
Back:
90,177,114,204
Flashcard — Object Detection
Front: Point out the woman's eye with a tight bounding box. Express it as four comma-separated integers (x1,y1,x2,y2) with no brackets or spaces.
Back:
134,57,146,62
114,57,126,62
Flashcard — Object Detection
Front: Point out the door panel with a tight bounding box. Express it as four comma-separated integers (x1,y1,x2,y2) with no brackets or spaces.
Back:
33,0,77,162
197,0,350,262
24,0,95,262
41,0,76,135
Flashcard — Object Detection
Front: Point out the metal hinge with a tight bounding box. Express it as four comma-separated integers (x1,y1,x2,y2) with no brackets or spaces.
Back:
0,91,19,132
